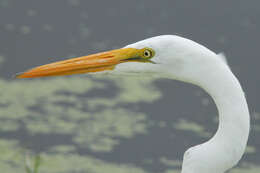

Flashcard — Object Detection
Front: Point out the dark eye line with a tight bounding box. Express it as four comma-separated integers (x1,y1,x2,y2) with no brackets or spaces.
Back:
126,56,143,61
123,56,156,64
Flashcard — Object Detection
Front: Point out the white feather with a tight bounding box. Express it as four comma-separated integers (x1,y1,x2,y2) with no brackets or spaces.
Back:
114,35,250,173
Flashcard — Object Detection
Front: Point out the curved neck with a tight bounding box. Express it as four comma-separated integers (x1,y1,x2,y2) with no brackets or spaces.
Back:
200,64,250,160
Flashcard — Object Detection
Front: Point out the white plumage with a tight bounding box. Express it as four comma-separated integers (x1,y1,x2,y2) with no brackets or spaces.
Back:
115,35,250,173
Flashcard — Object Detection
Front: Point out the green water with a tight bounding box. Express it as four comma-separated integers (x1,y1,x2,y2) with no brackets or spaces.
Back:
0,74,259,173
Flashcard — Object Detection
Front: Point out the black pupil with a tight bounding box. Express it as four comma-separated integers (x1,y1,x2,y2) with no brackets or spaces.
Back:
144,51,150,57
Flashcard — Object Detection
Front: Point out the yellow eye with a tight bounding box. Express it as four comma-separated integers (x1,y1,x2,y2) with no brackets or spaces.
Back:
142,48,155,59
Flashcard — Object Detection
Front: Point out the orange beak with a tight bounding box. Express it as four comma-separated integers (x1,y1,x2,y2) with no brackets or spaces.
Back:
16,48,150,79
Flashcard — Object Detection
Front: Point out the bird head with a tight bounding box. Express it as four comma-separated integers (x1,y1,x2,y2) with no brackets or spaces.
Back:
16,35,221,84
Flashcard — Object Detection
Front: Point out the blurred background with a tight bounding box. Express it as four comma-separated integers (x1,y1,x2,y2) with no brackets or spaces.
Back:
0,0,259,172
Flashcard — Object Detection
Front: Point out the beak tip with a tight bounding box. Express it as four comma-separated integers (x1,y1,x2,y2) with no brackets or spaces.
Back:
14,72,25,79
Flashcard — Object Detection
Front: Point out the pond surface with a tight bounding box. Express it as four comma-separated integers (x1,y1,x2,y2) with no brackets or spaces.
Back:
0,0,259,172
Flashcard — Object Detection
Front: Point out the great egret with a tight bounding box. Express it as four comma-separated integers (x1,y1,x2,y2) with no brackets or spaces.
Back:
16,35,250,173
